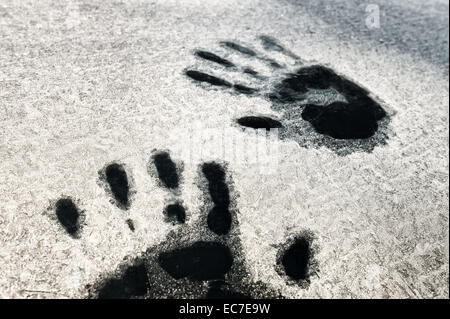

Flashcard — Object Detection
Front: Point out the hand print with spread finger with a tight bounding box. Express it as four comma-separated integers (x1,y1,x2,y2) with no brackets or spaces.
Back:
52,151,319,299
185,36,391,155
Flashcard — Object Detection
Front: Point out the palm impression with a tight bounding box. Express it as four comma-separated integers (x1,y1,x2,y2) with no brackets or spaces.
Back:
185,36,391,155
53,151,319,299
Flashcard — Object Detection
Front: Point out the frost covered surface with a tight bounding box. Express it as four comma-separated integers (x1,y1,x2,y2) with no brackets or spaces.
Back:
0,0,448,298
